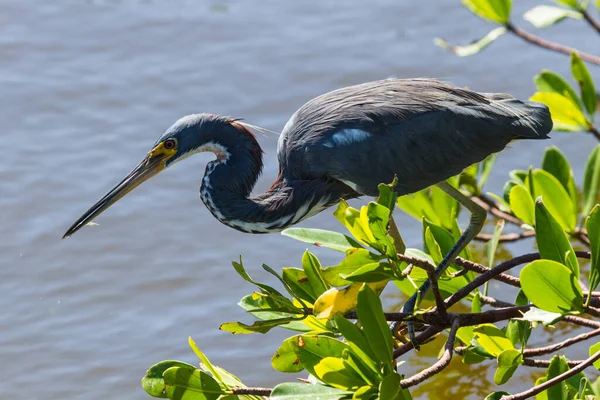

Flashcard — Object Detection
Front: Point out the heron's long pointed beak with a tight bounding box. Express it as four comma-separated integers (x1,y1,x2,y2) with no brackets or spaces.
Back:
63,148,172,239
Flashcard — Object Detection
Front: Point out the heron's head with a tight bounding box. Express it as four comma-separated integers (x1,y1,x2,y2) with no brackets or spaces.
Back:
63,113,248,238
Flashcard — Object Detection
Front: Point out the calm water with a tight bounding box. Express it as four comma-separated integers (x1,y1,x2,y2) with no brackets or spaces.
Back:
2,1,599,399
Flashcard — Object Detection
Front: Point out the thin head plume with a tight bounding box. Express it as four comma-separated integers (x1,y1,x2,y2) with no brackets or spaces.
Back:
234,119,280,138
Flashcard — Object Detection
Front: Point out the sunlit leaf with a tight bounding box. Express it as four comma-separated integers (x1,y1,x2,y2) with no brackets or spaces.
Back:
472,324,515,357
535,198,579,277
494,348,522,385
520,259,583,313
554,0,585,10
435,27,506,57
509,184,535,225
281,228,363,252
534,71,581,110
334,315,380,376
590,342,600,370
272,336,304,373
530,92,588,131
462,0,512,24
322,248,384,286
542,146,578,215
313,281,386,319
302,251,329,298
269,383,352,400
313,357,366,390
220,318,302,334
282,268,318,303
524,5,582,28
237,293,309,332
356,285,394,370
571,52,597,118
531,169,577,232
486,219,504,271
188,338,222,384
583,145,600,217
163,367,223,400
587,206,600,294
142,361,198,398
366,201,396,256
522,307,563,325
379,373,407,400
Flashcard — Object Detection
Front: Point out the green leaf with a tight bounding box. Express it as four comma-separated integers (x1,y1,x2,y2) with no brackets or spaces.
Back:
542,146,578,214
311,357,366,390
554,0,584,10
522,307,563,325
535,198,579,277
583,145,600,217
434,27,506,57
472,324,515,357
524,5,582,28
530,92,588,131
534,71,581,109
237,293,309,332
322,248,384,286
269,383,352,400
478,153,497,191
281,228,363,252
520,260,583,313
590,342,600,370
494,348,523,385
188,338,222,384
334,201,376,246
342,261,395,283
356,285,394,372
587,206,600,294
302,251,329,298
231,257,286,298
163,367,223,400
142,361,198,398
532,169,577,232
220,317,303,334
334,315,380,377
462,0,512,23
366,202,396,256
571,52,597,118
377,181,398,211
396,190,441,226
486,219,504,271
273,336,305,373
509,184,535,226
545,355,570,400
282,268,318,303
379,373,407,400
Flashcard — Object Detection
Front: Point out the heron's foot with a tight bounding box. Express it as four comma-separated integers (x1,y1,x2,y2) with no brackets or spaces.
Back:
400,291,421,350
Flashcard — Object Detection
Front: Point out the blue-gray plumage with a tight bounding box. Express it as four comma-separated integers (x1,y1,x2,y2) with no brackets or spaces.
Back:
63,78,552,342
64,77,551,236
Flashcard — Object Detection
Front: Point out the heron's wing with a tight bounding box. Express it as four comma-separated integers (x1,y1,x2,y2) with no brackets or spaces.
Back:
278,78,551,196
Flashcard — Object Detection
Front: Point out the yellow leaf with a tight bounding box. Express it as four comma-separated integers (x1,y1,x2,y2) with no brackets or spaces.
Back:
313,282,387,319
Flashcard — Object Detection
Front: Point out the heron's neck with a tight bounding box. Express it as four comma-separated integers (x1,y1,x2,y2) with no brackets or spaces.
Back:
199,123,348,233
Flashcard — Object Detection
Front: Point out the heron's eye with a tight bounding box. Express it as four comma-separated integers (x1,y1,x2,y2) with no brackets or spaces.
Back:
164,138,177,150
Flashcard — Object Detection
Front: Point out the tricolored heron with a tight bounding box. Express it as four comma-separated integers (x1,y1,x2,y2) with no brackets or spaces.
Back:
64,78,552,341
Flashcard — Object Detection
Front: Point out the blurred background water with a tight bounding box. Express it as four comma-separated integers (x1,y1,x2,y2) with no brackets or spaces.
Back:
1,1,599,398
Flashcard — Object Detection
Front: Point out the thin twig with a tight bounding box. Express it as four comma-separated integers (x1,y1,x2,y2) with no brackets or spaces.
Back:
582,9,600,35
589,125,600,142
505,23,600,65
426,267,449,322
454,257,521,288
479,294,515,308
475,230,535,242
502,350,600,399
524,327,600,357
522,358,583,368
400,319,460,388
564,315,600,329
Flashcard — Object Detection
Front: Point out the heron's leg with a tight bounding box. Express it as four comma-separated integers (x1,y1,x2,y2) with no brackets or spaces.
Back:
402,181,486,346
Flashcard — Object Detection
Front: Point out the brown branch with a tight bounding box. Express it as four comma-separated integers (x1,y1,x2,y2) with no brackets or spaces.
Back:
522,358,583,368
230,387,272,396
400,319,460,388
582,9,600,35
589,125,600,142
426,265,449,322
475,230,535,242
502,350,600,400
524,327,600,357
471,196,524,227
505,23,600,65
564,315,600,329
454,257,521,288
479,294,515,308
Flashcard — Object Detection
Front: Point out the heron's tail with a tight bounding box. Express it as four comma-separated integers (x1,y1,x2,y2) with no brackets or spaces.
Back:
485,93,553,140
